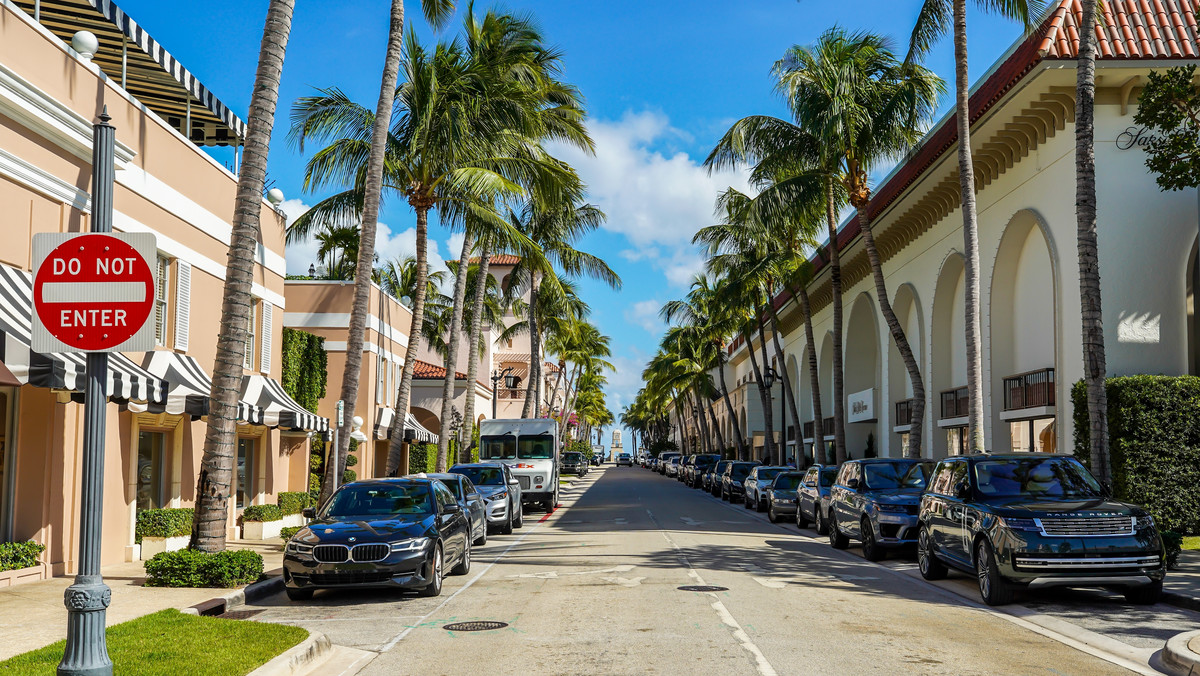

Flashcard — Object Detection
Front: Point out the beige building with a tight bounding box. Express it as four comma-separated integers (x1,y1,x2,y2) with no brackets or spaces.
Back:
487,256,566,422
707,0,1200,465
0,0,324,579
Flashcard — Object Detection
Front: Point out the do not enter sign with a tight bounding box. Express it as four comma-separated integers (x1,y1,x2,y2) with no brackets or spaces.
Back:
31,232,157,353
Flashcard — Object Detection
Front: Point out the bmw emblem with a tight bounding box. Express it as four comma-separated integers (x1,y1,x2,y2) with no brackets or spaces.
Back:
348,537,357,542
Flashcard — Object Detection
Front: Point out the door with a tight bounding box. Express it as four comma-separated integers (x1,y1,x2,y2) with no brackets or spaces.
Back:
137,431,168,510
0,388,14,541
940,460,972,565
435,484,464,561
800,468,817,519
831,463,858,534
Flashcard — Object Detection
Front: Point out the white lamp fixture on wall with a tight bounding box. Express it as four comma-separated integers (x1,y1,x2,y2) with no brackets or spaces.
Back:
350,415,368,443
71,31,99,60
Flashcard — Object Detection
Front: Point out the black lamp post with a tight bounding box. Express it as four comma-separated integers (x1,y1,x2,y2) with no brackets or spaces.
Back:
762,366,782,464
490,367,518,418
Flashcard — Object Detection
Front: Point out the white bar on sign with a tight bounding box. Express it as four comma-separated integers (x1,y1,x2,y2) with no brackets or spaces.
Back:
40,282,147,303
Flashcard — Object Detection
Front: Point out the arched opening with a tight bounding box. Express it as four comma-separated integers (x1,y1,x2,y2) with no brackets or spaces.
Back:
888,284,924,458
932,253,967,458
412,406,440,437
1188,239,1199,375
844,294,881,459
818,332,835,463
990,211,1058,453
787,353,804,464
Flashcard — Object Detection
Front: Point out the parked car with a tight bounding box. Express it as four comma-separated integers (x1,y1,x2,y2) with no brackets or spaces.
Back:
828,458,933,561
283,478,471,600
706,460,733,495
560,451,588,477
677,455,697,482
616,453,633,467
766,471,805,523
665,455,683,478
688,454,721,487
411,472,487,546
720,461,761,502
796,464,839,534
657,452,681,475
917,453,1166,606
449,462,524,535
743,466,791,511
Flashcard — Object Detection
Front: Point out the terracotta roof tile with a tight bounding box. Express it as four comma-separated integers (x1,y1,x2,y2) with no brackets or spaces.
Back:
469,254,521,266
413,359,468,380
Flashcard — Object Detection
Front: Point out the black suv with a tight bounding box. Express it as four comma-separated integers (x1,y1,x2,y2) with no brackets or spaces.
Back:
687,454,721,488
828,458,933,560
720,461,761,502
917,453,1165,606
706,460,732,495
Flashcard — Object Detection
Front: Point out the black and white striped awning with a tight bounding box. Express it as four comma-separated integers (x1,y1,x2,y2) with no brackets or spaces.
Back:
374,407,438,443
0,263,166,403
241,375,328,432
131,351,260,422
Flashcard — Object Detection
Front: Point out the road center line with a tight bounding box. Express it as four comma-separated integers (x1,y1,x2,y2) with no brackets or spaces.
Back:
645,508,779,676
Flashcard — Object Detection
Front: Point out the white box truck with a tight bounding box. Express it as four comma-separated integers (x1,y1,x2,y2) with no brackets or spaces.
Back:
478,418,559,511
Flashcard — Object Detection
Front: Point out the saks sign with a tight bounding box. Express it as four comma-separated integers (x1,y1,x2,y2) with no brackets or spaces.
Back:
1115,126,1160,151
847,388,875,423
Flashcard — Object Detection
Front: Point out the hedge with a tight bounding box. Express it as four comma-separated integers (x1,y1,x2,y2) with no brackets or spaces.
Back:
409,443,437,474
241,505,282,523
277,492,312,516
144,549,264,588
280,527,303,542
135,508,194,544
565,440,593,461
0,541,45,572
1072,375,1200,534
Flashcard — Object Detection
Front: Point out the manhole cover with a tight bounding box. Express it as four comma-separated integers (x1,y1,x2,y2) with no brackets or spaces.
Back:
677,585,727,592
220,609,264,620
443,621,509,632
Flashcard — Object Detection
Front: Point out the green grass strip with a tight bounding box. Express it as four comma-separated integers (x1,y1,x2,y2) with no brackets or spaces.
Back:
1183,536,1200,551
0,609,306,675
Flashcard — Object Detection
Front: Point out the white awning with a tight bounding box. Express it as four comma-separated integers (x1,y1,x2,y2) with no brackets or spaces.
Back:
373,407,437,443
130,351,261,422
240,375,328,432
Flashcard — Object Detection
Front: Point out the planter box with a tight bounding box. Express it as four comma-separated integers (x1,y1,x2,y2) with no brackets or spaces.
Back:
282,513,306,528
242,518,284,541
140,535,189,559
0,564,45,588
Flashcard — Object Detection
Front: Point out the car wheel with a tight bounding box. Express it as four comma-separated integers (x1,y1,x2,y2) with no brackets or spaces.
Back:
743,493,752,509
861,517,885,562
473,520,487,546
513,505,524,529
814,507,829,535
451,540,471,576
285,587,314,602
975,539,1016,606
796,506,809,529
500,507,514,535
756,498,766,513
1124,579,1163,605
917,526,947,581
418,544,444,597
828,511,850,549
767,505,778,523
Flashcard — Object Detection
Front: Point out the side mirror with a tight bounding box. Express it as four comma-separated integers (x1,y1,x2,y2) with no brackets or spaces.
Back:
446,503,462,514
805,481,817,488
1100,481,1113,498
846,478,860,490
955,481,972,500
302,507,315,519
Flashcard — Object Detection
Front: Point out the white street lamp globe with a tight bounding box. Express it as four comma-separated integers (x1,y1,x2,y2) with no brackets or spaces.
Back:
71,31,99,60
352,415,364,428
267,188,285,205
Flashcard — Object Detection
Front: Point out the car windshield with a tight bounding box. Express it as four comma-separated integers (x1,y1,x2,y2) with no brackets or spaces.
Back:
452,466,504,487
730,464,755,479
757,468,784,482
974,458,1104,499
518,435,554,459
774,474,802,490
562,452,582,462
861,462,918,490
670,457,681,465
819,468,839,487
900,462,934,489
480,435,516,460
322,484,432,517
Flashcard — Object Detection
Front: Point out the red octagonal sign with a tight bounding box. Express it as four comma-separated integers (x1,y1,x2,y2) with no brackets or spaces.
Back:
31,233,157,353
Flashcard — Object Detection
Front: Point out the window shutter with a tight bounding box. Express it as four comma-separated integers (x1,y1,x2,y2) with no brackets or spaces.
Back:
172,261,191,351
376,354,386,405
260,302,273,374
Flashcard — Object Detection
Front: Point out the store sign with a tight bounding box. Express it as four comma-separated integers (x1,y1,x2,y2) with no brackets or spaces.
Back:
1115,126,1159,151
31,232,156,353
847,388,875,423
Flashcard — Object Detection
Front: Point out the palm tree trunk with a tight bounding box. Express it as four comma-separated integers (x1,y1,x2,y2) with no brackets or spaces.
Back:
1076,0,1110,483
462,237,491,460
716,356,746,458
755,298,778,463
708,400,727,453
436,232,477,471
743,328,772,463
386,207,430,475
823,179,848,465
768,300,802,465
950,0,986,454
792,284,827,465
521,271,539,418
856,211,926,459
192,0,293,552
320,0,406,506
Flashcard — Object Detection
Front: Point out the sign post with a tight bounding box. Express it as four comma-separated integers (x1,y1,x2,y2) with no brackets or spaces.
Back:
35,109,155,676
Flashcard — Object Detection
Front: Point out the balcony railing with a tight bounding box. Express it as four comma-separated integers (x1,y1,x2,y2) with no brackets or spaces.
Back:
895,398,914,426
940,386,968,419
498,387,526,400
1003,368,1055,410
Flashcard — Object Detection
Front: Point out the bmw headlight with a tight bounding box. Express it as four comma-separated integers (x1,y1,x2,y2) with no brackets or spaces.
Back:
1135,514,1155,530
876,503,908,513
391,537,430,553
285,540,314,557
999,517,1040,532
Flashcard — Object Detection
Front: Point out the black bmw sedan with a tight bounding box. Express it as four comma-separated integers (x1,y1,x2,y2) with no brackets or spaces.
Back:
283,478,471,600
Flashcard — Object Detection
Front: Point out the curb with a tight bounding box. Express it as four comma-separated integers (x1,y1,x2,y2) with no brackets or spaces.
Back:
180,574,284,616
1163,629,1200,676
1163,592,1200,613
248,630,332,676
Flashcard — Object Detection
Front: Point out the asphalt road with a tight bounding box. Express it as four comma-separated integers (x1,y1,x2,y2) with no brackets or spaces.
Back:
248,465,1198,676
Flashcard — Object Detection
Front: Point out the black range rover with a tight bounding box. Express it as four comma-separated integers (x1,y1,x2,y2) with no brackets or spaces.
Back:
917,453,1165,606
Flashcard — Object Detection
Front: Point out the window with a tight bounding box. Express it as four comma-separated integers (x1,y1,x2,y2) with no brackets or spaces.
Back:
517,434,554,459
244,300,258,370
154,255,170,346
236,438,256,509
0,389,13,541
898,432,911,457
480,435,516,460
136,431,167,510
946,427,967,456
1010,418,1056,453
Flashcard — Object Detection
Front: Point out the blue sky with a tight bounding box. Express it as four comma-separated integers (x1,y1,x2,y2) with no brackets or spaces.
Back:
116,0,1032,447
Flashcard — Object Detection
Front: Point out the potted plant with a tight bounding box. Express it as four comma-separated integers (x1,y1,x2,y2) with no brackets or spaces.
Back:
277,492,313,528
241,504,285,540
136,508,193,559
0,541,46,587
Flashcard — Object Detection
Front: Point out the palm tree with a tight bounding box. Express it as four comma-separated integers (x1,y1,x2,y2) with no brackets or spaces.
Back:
376,254,450,306
1074,0,1110,483
909,1,1045,453
460,246,510,458
193,0,294,552
313,223,361,280
777,29,942,460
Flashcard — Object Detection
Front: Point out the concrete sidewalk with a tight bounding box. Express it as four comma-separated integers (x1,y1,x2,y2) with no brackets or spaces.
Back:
0,539,284,660
1164,549,1200,611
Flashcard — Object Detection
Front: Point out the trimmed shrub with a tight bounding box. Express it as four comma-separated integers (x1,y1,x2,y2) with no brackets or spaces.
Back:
144,549,264,588
135,508,194,544
409,443,437,474
345,453,358,467
0,541,45,572
280,527,303,543
342,469,356,484
277,492,312,516
566,439,593,461
1072,376,1200,534
1163,530,1184,570
241,505,282,523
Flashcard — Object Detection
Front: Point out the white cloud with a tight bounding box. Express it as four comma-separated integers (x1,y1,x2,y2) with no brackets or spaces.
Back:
550,110,750,289
624,299,664,335
445,233,466,262
606,350,651,417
